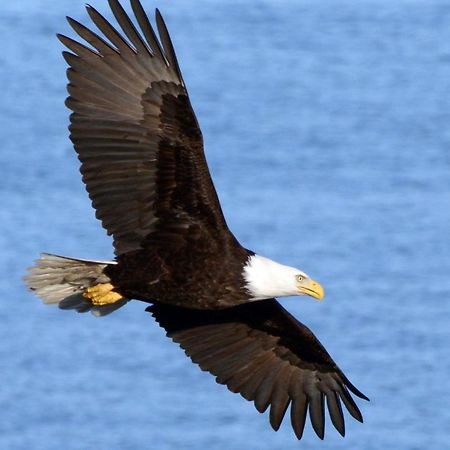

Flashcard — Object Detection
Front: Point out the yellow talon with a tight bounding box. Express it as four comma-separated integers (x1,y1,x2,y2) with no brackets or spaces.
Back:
83,283,123,306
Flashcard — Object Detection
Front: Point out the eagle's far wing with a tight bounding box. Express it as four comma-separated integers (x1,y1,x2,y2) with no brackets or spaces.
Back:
58,0,229,255
149,299,368,440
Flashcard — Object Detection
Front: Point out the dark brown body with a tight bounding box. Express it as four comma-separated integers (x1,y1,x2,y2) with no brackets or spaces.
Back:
106,224,253,309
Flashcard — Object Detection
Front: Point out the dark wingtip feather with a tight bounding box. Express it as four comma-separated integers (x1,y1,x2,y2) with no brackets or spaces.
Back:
66,16,85,34
130,0,166,61
85,4,101,20
61,50,78,66
326,391,345,437
308,393,325,439
347,385,369,402
154,8,185,85
254,393,271,414
107,0,150,55
67,16,81,28
290,394,308,440
64,15,76,30
339,387,364,423
342,374,369,401
269,397,290,432
349,384,369,402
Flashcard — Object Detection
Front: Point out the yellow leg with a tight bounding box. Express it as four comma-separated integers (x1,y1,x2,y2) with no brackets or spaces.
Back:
83,283,123,306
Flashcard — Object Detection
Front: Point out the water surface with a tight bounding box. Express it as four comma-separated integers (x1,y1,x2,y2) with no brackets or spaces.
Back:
1,1,450,449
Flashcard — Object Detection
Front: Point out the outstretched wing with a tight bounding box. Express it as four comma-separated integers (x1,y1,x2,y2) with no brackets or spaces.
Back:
149,299,368,440
58,0,229,255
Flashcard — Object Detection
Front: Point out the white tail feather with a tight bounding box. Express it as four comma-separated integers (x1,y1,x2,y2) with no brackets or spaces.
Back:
24,253,127,316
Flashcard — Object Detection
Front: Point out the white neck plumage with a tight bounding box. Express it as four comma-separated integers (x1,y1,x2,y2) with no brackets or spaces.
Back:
242,254,308,301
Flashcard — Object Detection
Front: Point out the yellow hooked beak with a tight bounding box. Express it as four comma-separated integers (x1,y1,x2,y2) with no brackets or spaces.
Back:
297,278,324,301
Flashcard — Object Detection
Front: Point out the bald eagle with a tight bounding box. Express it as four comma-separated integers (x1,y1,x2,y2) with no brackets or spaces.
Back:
25,0,368,440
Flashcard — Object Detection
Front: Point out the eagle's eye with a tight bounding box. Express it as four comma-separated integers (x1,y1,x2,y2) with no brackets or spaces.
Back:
296,275,304,282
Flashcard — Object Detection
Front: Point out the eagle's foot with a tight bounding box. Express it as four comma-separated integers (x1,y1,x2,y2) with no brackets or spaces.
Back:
83,283,123,306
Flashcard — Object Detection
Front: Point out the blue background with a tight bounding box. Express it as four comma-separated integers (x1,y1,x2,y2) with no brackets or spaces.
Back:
1,0,450,448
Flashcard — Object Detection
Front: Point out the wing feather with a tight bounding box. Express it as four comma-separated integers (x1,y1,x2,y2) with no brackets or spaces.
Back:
108,0,152,56
308,391,325,439
86,5,135,54
155,9,185,85
269,364,292,431
289,376,309,439
67,16,118,54
326,390,345,437
60,1,229,255
149,299,368,440
130,0,167,62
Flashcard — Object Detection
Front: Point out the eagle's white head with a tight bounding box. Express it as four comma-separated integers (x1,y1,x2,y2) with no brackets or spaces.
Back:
242,254,324,301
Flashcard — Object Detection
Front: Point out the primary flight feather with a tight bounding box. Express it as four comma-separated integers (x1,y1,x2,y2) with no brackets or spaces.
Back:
25,0,368,440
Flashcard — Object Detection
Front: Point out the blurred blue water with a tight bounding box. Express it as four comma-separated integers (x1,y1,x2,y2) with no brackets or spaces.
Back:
1,0,450,448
